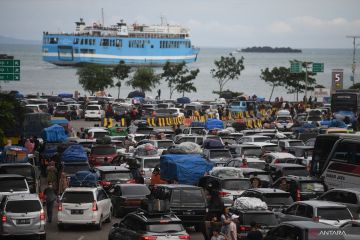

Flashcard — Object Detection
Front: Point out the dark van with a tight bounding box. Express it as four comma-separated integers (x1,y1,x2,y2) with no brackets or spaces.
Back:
0,163,39,193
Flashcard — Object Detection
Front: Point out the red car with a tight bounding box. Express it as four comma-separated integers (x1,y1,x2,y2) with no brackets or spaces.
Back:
89,144,117,166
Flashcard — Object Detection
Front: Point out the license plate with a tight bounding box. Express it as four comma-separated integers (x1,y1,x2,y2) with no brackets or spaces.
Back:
183,211,194,215
17,219,30,224
71,209,83,214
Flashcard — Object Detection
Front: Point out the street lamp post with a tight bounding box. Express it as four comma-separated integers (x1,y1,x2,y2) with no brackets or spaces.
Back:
347,36,360,85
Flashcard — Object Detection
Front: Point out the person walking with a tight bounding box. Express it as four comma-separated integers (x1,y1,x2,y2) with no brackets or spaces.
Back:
47,161,58,190
220,207,232,236
58,172,68,195
227,215,238,240
247,221,263,240
44,182,57,223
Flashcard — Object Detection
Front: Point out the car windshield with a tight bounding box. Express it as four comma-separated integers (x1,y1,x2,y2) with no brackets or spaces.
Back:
91,146,116,155
121,185,150,196
93,132,108,138
0,179,27,191
157,141,174,149
143,158,160,168
6,200,41,213
61,192,94,203
103,172,131,181
247,173,271,182
263,193,293,205
289,141,304,147
147,224,184,233
87,106,100,110
243,213,278,225
307,116,322,121
243,148,262,157
192,128,205,135
277,117,292,121
63,164,89,175
263,145,280,152
221,180,250,190
317,208,352,220
181,189,204,204
0,166,34,178
248,162,266,169
276,158,297,164
213,169,243,178
210,151,232,159
254,137,270,142
157,109,177,114
56,106,68,111
283,168,309,177
300,182,325,192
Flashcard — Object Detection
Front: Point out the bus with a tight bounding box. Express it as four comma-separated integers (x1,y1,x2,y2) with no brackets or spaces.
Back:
331,90,360,115
320,135,360,188
311,134,357,177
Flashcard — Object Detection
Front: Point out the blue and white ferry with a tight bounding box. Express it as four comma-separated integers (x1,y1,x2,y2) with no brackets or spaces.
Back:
42,18,199,66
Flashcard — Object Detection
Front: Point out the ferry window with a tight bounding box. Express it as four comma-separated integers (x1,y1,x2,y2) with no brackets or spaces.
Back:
49,37,58,44
84,39,88,45
73,38,79,44
116,39,122,47
101,39,109,46
80,39,84,45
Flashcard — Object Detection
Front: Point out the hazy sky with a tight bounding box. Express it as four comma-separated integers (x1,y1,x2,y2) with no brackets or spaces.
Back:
1,0,360,48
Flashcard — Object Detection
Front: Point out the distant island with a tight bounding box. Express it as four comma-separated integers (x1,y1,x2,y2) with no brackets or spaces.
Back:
240,46,302,53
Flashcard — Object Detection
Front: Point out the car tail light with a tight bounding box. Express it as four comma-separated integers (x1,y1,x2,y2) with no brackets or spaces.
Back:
140,170,145,176
2,215,6,223
92,201,98,211
99,181,111,186
274,159,279,164
126,179,136,184
40,210,46,221
296,188,301,201
239,225,251,231
179,235,190,239
58,203,63,211
218,191,230,197
313,216,320,222
159,219,170,224
140,236,157,240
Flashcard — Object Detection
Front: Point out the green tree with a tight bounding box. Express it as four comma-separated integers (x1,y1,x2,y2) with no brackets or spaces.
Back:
349,83,360,89
77,64,114,95
210,54,245,94
0,94,25,146
212,89,244,99
260,67,288,102
175,68,199,97
127,67,160,93
161,61,184,99
113,60,131,99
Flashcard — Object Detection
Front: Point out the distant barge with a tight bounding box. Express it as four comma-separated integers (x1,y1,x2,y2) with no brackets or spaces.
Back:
240,46,302,53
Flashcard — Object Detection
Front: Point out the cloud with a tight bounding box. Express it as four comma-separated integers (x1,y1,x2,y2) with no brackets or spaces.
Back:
268,21,293,33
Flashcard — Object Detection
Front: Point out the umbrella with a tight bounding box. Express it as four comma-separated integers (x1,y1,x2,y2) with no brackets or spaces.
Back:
127,91,145,98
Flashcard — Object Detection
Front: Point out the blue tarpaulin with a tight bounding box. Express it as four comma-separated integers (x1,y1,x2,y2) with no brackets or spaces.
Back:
60,145,88,162
160,154,213,185
50,118,69,125
58,93,73,98
69,171,97,187
177,97,191,104
204,118,224,130
190,121,205,127
42,124,68,142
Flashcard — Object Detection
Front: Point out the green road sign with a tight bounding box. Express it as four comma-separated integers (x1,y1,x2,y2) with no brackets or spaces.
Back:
0,74,14,81
0,60,14,66
14,67,20,73
290,62,302,73
312,63,324,73
0,67,14,73
13,74,20,81
14,60,20,66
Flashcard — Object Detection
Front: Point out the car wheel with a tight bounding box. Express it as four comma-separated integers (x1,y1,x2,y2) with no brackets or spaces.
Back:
96,216,103,230
57,223,65,231
105,209,112,223
39,233,46,240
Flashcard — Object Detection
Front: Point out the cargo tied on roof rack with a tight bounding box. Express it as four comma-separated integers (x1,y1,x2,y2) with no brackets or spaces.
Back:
69,171,98,187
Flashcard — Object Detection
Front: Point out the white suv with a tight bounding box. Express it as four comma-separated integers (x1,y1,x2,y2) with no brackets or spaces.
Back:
57,187,112,230
85,105,104,121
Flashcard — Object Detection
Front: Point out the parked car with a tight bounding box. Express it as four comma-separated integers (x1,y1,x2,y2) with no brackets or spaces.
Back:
239,188,294,211
199,175,251,207
228,144,262,158
239,135,271,144
317,188,360,219
110,184,150,217
95,166,135,193
230,208,278,239
276,200,353,227
264,221,341,240
150,184,207,231
339,220,360,240
0,193,46,239
135,156,161,184
269,164,309,181
57,186,112,230
263,152,297,164
89,144,118,166
174,134,205,145
182,127,206,135
108,210,189,240
241,168,273,188
85,105,105,121
278,139,305,152
226,158,267,170
272,176,327,201
0,174,30,201
203,149,233,166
